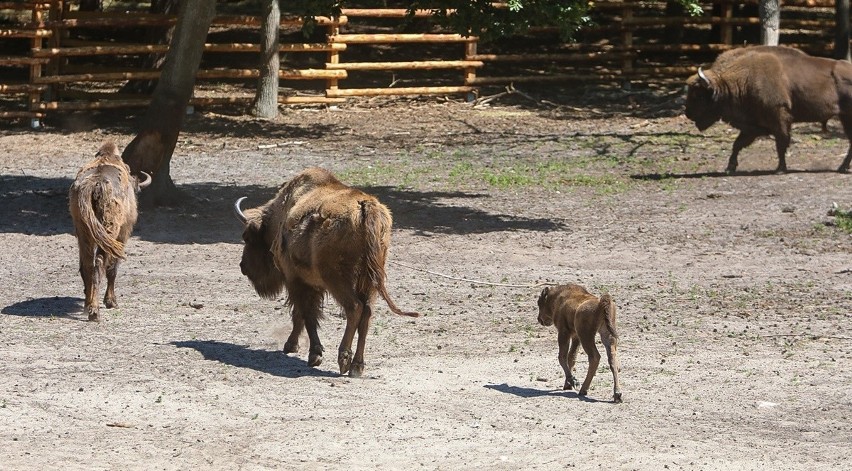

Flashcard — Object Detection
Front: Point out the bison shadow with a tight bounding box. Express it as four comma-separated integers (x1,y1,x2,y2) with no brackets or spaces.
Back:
0,175,73,236
631,168,843,181
2,296,83,319
484,383,606,403
171,340,339,379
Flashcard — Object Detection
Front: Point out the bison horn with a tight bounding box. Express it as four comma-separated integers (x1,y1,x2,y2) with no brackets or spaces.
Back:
137,171,152,189
697,67,710,86
234,196,248,224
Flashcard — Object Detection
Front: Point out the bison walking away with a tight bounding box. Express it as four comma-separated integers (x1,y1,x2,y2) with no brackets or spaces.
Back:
234,167,419,377
69,142,150,321
537,284,622,403
685,45,852,173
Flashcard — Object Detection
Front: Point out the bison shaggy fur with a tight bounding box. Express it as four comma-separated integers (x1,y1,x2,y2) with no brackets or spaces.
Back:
68,141,149,321
236,167,418,377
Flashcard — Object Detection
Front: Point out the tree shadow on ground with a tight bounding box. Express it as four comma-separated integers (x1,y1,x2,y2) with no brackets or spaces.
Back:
171,340,338,379
2,296,83,319
1,177,565,241
484,383,605,403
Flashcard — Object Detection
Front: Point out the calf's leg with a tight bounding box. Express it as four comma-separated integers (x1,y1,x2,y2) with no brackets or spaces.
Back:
837,115,852,172
557,329,577,390
287,281,324,367
600,328,622,403
576,322,601,397
337,299,363,375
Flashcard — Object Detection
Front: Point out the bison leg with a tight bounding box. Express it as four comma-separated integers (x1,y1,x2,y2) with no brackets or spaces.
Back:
283,315,304,354
576,322,601,397
600,327,622,403
837,116,852,172
337,300,364,375
773,130,791,173
727,131,758,173
557,329,577,390
80,247,103,321
103,257,119,309
350,302,373,378
287,281,324,366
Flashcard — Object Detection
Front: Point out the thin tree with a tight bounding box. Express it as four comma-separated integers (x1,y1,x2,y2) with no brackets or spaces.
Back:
759,0,780,46
250,0,281,119
836,0,851,61
121,0,216,207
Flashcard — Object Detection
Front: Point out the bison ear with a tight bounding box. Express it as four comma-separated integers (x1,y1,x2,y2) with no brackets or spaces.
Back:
538,286,550,306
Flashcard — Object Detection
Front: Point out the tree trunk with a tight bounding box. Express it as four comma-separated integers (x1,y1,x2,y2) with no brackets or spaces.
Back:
120,0,180,95
836,0,851,61
79,0,102,11
121,0,216,207
759,0,780,46
250,0,281,119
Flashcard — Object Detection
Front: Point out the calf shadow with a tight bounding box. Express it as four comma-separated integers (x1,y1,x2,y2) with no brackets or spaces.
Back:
632,168,842,181
171,340,338,379
484,383,604,403
2,296,83,319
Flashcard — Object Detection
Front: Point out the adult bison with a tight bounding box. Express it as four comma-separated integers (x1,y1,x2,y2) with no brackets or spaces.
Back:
234,167,419,377
685,45,852,173
69,142,150,321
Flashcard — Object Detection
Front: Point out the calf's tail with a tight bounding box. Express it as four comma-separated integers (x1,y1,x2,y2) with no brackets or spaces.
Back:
360,200,419,317
597,293,618,339
74,180,126,260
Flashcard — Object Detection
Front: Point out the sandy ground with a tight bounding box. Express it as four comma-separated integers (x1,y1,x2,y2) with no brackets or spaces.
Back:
1,94,851,470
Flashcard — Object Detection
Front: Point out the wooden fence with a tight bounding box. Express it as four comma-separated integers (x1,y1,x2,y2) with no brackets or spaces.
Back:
0,0,843,125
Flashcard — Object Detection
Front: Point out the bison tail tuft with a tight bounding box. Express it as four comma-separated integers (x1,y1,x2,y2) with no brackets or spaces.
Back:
360,200,420,318
75,181,126,260
597,293,618,339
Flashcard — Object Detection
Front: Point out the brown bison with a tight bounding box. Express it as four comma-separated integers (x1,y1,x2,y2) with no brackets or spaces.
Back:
234,167,419,377
685,45,852,173
537,284,622,403
69,142,150,321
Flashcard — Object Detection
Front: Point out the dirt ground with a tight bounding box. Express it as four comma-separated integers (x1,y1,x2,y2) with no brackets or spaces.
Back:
1,88,850,470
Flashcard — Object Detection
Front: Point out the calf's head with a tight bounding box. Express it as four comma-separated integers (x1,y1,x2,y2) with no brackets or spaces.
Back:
684,67,721,131
234,197,285,299
537,287,553,326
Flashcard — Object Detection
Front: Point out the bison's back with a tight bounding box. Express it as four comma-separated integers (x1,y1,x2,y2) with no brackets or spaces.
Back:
279,185,392,289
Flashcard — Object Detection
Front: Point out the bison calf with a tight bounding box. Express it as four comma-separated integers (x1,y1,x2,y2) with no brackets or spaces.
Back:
69,142,150,321
537,284,622,403
235,167,419,377
685,45,852,173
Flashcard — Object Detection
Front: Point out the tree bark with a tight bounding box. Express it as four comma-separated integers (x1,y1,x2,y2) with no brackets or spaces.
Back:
250,0,281,119
759,0,780,46
836,0,851,61
121,0,216,207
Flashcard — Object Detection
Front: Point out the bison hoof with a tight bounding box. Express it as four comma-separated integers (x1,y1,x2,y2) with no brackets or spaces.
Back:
308,345,324,367
613,392,623,403
563,377,576,391
578,389,588,397
283,340,299,354
349,361,365,378
774,166,787,174
103,296,117,309
338,349,353,375
839,165,850,173
86,306,99,322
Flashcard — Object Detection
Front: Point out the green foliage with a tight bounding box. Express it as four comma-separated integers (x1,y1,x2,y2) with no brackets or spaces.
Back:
282,0,703,41
835,208,852,233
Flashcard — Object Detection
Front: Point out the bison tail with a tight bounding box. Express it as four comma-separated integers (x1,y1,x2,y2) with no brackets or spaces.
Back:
75,181,126,260
360,200,419,318
597,293,618,339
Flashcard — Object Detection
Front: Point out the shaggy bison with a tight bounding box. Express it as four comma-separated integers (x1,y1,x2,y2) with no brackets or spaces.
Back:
69,142,150,321
234,167,419,377
537,284,622,403
685,45,852,173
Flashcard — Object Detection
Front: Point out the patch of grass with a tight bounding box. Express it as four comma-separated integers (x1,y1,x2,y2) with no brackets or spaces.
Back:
835,209,852,233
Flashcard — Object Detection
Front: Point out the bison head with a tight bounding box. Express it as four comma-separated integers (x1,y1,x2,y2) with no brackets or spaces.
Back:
235,197,286,300
685,67,722,132
537,287,554,327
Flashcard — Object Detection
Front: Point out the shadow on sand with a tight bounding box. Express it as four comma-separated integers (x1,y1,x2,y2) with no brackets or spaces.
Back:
484,383,606,403
2,296,83,319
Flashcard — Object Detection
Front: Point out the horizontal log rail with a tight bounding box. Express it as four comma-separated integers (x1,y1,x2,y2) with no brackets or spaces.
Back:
31,42,346,57
329,33,477,44
0,83,48,93
325,60,484,71
0,28,51,38
53,12,345,28
326,86,476,97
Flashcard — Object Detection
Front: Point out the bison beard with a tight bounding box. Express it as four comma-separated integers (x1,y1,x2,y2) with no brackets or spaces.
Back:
235,167,419,377
685,45,852,173
69,141,150,321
